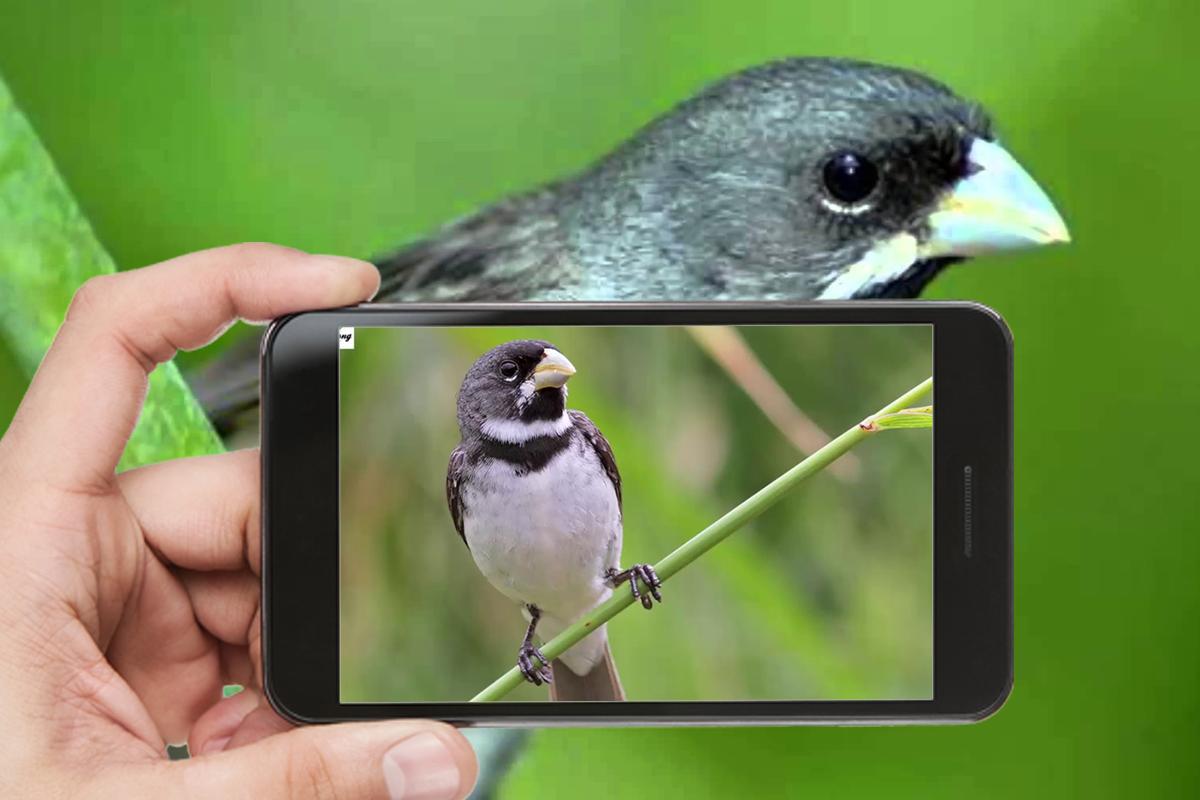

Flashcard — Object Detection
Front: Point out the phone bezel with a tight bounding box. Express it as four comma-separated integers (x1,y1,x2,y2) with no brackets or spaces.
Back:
261,302,1012,726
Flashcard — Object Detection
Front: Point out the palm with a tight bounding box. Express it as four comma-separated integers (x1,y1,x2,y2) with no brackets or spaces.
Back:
5,450,265,760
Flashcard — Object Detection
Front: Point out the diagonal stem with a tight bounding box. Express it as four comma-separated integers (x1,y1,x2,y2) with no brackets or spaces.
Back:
471,376,934,702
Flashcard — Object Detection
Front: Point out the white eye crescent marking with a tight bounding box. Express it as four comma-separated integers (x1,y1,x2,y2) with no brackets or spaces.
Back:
499,360,520,381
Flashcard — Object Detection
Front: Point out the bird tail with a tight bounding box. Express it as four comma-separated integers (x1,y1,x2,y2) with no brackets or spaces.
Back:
188,331,264,438
548,641,625,701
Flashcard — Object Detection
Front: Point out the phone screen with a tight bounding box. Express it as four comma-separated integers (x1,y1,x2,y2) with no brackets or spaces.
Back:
336,324,932,703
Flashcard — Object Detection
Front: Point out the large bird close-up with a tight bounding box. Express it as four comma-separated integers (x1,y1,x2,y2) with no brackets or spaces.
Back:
198,56,1069,429
379,57,1067,303
447,340,661,701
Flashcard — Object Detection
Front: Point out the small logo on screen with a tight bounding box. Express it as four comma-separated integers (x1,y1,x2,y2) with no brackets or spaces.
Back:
338,327,355,350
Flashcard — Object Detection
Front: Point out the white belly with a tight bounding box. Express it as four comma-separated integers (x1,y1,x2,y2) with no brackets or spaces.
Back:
462,444,622,622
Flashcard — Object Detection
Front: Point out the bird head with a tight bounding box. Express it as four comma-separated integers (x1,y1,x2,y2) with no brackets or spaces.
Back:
456,340,576,441
567,57,1069,299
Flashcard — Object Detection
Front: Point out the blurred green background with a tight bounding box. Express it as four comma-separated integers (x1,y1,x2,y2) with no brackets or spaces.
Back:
339,325,932,702
1,0,1197,795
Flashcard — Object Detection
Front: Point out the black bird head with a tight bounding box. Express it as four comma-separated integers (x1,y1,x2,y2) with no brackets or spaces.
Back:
560,57,1069,299
456,340,576,441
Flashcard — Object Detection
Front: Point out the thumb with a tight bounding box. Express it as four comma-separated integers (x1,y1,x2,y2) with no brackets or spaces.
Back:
177,720,477,799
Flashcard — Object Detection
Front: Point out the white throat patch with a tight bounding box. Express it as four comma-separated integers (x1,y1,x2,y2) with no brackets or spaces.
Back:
480,413,574,444
817,232,919,299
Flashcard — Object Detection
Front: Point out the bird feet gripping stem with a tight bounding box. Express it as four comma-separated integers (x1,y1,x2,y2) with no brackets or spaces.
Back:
605,564,663,610
518,605,553,686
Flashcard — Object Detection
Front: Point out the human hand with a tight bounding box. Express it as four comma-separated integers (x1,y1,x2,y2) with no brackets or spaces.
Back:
0,244,477,799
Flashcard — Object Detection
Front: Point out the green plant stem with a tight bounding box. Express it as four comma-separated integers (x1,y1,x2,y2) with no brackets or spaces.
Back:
471,376,934,702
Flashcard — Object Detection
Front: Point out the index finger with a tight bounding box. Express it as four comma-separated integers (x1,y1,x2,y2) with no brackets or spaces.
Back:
3,243,378,491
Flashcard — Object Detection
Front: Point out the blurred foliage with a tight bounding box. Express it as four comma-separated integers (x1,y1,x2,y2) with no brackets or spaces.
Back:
1,0,1198,795
339,325,932,702
0,78,222,467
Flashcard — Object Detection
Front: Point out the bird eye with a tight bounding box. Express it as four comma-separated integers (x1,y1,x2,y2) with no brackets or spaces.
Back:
822,152,879,205
498,360,520,381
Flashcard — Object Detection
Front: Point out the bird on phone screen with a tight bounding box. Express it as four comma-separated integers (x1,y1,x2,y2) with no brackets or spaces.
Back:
447,340,659,700
197,56,1068,430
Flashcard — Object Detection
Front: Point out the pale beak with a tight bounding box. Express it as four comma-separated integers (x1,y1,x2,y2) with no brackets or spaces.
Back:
818,138,1070,299
532,348,576,391
920,138,1070,259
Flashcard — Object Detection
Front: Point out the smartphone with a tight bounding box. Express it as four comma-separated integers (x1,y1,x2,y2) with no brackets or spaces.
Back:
261,303,1011,726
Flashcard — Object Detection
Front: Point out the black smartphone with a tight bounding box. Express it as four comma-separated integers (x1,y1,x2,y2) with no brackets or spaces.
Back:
261,303,1011,726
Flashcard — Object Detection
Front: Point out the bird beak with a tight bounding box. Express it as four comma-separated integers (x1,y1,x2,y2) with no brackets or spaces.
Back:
818,139,1069,298
532,348,576,390
919,138,1070,259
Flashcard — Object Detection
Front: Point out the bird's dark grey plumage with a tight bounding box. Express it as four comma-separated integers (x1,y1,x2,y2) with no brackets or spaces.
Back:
378,57,994,302
196,56,1066,431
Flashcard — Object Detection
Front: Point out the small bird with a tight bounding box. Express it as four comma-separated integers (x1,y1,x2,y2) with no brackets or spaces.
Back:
197,57,1068,430
447,340,660,700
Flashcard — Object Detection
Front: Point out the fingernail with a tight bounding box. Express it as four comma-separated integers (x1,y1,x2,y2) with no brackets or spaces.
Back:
382,732,462,800
313,254,381,299
200,735,231,755
313,254,374,268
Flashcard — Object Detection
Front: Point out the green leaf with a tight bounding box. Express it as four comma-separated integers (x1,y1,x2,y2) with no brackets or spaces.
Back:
859,405,933,432
0,76,223,468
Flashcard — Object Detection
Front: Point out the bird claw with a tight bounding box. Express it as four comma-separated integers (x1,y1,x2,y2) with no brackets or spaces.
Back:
606,563,663,609
517,642,553,686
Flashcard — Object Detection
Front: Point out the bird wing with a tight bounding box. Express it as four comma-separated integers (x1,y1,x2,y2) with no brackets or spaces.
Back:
373,188,572,302
195,192,569,433
568,410,622,508
446,444,470,547
189,332,264,436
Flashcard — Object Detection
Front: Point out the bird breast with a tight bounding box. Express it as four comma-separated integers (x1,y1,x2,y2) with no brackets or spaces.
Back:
462,438,621,620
